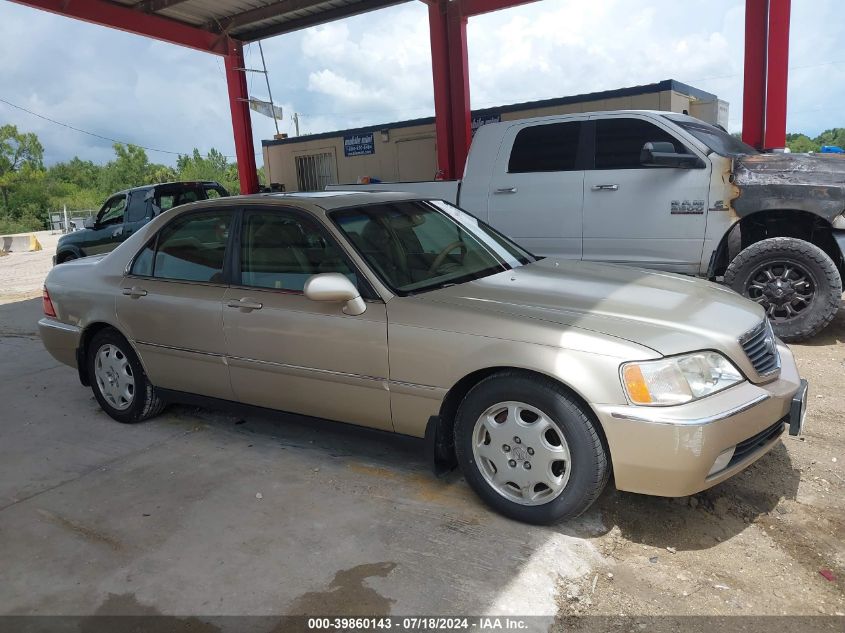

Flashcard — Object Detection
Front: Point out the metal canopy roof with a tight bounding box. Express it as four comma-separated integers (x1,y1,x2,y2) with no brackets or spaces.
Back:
113,0,412,42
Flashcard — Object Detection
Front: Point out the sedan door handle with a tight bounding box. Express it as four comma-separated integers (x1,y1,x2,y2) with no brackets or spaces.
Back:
494,187,518,194
592,184,619,191
121,286,147,298
227,299,263,312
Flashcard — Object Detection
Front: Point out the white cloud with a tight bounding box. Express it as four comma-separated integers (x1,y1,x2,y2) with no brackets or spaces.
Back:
0,0,843,167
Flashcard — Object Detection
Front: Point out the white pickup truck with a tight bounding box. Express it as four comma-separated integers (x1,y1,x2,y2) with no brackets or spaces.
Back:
329,110,845,341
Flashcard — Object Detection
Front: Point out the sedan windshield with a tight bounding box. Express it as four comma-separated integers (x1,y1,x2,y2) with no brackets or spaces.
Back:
663,113,758,157
330,200,535,295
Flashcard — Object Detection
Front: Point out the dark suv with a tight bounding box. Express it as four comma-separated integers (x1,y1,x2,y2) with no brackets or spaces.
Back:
54,181,229,263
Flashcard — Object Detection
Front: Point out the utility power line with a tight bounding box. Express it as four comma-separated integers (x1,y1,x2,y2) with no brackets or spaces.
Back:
0,96,262,159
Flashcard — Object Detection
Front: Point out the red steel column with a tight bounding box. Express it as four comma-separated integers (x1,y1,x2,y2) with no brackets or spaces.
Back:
764,0,790,150
224,39,260,194
446,1,472,178
742,0,768,149
428,0,454,179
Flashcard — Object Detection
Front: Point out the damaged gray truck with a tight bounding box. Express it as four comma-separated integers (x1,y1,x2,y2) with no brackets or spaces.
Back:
332,111,845,341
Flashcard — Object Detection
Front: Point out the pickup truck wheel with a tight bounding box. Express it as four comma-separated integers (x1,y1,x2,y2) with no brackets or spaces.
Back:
724,237,842,342
57,252,77,264
87,328,165,423
454,372,608,524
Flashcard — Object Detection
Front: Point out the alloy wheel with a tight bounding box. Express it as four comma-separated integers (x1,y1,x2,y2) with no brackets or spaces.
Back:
471,401,571,506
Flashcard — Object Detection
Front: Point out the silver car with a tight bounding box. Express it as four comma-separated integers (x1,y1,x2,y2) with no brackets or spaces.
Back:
39,192,808,524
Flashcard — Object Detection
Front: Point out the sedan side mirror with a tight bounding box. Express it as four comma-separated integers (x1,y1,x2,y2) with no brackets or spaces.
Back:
304,273,367,316
640,141,704,169
83,217,96,229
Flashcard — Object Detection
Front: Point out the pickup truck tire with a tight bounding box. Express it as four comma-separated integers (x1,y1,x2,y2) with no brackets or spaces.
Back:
57,252,78,264
724,237,842,342
454,371,609,525
87,328,165,424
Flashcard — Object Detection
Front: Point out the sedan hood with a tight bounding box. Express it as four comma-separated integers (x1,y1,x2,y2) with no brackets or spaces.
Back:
421,258,765,357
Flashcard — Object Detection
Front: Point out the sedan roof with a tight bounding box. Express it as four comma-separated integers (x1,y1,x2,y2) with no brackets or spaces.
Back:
241,190,428,210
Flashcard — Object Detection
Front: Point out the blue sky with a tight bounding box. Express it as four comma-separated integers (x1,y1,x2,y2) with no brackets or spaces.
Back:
1,0,843,166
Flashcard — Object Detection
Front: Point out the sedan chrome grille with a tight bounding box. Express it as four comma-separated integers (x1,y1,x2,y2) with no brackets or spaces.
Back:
740,320,781,377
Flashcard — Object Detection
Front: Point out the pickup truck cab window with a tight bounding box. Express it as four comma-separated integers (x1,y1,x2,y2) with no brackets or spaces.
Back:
508,121,581,173
663,113,758,156
126,190,149,223
594,118,687,169
98,195,127,226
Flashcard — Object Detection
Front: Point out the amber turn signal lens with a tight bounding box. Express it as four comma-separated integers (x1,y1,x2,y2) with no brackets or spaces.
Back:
622,364,652,404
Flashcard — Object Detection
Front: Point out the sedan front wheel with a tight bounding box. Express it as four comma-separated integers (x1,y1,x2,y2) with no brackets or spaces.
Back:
454,372,609,524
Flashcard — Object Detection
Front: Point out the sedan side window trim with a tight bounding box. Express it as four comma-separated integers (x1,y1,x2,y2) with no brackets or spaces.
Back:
124,206,240,285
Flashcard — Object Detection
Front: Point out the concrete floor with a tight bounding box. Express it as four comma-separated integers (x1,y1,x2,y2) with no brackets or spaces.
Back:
0,297,601,622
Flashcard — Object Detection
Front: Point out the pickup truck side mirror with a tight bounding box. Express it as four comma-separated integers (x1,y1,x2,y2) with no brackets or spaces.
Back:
83,217,96,230
640,141,704,169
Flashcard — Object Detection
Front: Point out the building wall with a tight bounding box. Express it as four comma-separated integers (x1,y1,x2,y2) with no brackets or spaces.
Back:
263,88,723,191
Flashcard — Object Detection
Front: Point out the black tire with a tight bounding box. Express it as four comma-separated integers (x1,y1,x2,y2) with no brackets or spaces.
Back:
87,328,165,424
454,371,609,525
57,252,78,264
724,237,842,342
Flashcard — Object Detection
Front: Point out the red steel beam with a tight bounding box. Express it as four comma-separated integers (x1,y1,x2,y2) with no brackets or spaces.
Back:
8,0,229,54
428,0,455,179
742,0,768,149
446,2,472,177
763,0,790,150
460,0,539,17
224,41,260,194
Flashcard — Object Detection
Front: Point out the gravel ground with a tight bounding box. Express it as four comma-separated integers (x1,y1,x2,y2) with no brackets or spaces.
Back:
0,231,59,304
1,244,842,624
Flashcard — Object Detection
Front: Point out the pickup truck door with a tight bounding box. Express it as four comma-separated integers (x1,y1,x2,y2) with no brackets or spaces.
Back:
582,115,711,274
486,119,586,259
84,195,129,255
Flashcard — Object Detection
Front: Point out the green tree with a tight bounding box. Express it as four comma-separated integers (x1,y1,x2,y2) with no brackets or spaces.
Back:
99,143,151,193
176,148,241,193
786,133,819,153
0,124,44,217
814,128,845,149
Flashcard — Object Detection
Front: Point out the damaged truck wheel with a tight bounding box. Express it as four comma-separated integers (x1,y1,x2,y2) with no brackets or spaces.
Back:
724,237,842,342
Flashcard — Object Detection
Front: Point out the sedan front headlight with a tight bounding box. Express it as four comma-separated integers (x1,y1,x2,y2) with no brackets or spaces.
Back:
621,352,744,406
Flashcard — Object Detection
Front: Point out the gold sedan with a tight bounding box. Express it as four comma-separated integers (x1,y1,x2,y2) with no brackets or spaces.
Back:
39,192,808,524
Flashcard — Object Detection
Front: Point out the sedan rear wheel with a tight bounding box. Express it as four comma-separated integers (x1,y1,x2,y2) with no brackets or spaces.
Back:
455,372,609,524
88,328,165,423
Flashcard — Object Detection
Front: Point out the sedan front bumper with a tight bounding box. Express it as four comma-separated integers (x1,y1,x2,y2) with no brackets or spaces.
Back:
593,343,804,497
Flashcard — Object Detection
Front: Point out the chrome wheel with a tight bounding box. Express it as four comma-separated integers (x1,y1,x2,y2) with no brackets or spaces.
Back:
471,401,571,506
745,260,817,322
94,343,135,411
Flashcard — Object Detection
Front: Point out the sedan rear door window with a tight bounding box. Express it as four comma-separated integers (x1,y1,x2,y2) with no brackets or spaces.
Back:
131,211,232,283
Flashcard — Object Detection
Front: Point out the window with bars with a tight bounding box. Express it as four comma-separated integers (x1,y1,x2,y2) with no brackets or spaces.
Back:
295,153,337,191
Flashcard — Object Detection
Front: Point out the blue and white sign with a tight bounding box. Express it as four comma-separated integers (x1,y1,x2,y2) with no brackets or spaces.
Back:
344,132,375,157
472,113,501,135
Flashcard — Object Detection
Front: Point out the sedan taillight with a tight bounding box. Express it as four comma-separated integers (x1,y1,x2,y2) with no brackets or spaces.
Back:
42,287,57,317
